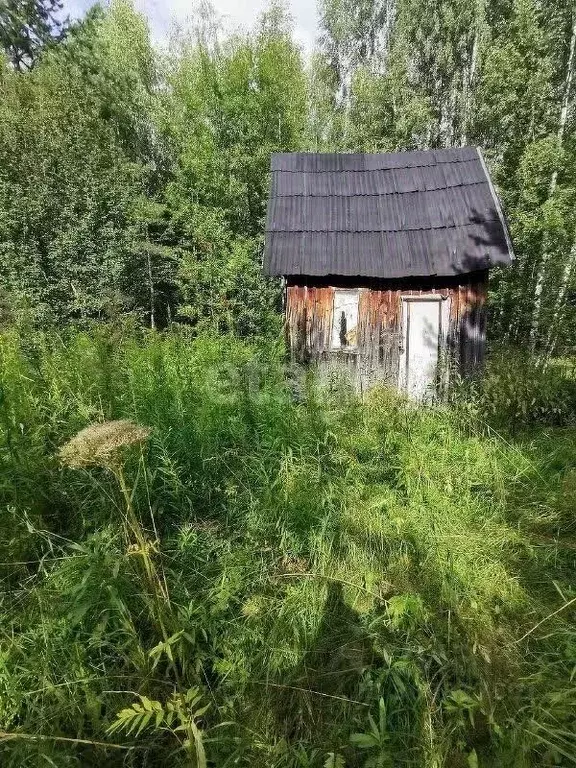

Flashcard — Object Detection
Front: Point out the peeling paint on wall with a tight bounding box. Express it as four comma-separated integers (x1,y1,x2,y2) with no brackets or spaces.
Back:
285,272,488,392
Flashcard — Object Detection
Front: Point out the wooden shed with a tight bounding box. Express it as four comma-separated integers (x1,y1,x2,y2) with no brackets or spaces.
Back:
263,147,514,398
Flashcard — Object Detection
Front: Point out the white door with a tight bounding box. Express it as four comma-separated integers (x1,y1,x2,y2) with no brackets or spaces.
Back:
399,298,443,400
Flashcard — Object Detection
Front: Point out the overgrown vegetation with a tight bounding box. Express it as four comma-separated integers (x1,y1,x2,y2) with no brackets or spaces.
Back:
1,325,575,766
1,0,576,764
1,0,576,352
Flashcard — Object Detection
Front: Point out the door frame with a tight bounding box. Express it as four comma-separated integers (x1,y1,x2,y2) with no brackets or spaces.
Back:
398,295,450,395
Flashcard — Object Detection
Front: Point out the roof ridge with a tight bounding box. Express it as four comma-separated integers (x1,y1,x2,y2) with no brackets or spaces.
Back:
271,156,478,173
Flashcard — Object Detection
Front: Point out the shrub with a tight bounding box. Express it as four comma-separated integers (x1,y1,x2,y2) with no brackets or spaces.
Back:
452,346,576,430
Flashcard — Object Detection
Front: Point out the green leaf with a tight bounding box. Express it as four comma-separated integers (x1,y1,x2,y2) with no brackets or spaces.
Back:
135,711,153,736
324,753,346,768
350,732,379,749
467,750,479,768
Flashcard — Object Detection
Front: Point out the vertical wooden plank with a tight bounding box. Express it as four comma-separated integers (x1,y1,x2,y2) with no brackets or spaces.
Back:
286,275,488,386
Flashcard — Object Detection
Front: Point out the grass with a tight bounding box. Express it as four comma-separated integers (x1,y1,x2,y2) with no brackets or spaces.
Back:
0,324,575,766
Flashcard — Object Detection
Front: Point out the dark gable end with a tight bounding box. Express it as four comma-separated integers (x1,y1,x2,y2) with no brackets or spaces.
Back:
263,147,514,278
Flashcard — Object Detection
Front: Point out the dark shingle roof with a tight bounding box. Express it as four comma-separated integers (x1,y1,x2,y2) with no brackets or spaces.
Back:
263,147,514,278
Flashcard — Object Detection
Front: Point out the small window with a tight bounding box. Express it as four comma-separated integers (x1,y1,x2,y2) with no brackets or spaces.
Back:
331,290,359,350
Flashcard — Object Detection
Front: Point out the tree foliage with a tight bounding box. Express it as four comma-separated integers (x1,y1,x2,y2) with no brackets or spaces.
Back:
0,0,306,336
318,0,576,354
0,0,68,70
0,0,575,350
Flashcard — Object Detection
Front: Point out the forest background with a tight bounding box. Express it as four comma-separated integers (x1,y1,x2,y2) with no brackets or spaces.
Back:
1,0,576,353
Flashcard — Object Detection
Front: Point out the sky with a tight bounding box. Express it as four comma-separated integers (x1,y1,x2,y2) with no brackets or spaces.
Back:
62,0,320,57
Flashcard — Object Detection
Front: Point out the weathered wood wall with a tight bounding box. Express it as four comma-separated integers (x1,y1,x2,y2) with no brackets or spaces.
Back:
285,272,488,391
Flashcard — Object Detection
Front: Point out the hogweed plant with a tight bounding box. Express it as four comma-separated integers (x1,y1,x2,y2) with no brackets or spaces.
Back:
58,419,152,471
59,420,209,765
58,421,169,611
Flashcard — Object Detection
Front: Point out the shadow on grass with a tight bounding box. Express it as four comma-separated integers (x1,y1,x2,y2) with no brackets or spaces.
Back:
268,582,378,752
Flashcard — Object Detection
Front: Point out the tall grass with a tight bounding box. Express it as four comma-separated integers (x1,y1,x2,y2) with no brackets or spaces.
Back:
1,325,575,767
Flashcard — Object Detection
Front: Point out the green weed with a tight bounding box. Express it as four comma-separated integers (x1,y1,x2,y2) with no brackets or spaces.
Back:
0,327,575,766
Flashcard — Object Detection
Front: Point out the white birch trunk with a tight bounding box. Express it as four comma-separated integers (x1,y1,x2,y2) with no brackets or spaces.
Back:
545,239,576,357
461,0,483,146
146,237,155,331
530,13,576,350
441,80,457,147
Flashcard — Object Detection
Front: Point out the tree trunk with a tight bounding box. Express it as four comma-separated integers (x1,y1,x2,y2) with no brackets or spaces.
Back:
146,238,155,331
545,238,576,357
461,0,483,146
530,12,576,352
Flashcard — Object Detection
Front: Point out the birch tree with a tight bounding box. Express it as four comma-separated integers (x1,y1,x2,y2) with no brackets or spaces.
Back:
531,6,576,352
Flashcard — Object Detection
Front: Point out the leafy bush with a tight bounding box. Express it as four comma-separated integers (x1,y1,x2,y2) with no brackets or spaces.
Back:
452,347,576,430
